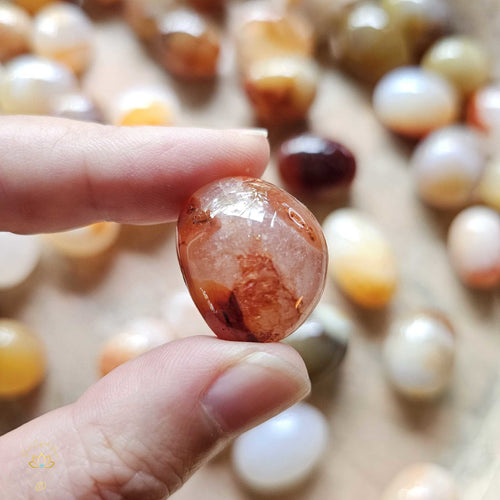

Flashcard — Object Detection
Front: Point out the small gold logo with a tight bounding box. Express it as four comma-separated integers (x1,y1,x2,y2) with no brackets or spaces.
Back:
34,481,47,492
29,452,55,469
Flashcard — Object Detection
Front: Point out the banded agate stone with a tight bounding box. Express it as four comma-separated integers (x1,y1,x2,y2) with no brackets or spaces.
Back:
177,177,327,342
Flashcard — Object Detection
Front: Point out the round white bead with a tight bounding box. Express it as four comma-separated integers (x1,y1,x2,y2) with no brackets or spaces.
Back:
383,313,455,400
0,55,77,114
373,66,459,137
32,2,94,74
0,232,41,289
382,463,458,500
411,125,487,209
232,403,328,494
448,206,500,289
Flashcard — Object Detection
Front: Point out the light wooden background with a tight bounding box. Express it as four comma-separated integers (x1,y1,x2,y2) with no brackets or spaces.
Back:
0,1,499,499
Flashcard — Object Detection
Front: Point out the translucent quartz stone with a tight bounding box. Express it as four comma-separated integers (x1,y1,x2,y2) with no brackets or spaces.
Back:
0,2,31,63
0,233,41,290
244,56,318,125
32,3,94,75
13,0,55,15
373,67,459,138
411,126,486,209
233,1,314,71
162,289,215,339
334,2,410,83
0,55,78,115
278,133,356,197
110,86,176,126
422,36,491,96
382,463,459,500
99,318,172,376
381,0,449,58
448,206,500,289
467,84,500,135
282,303,350,378
477,158,500,211
44,222,120,258
50,92,102,122
322,209,397,309
232,403,328,493
383,312,455,400
177,177,328,342
0,319,46,399
156,9,220,80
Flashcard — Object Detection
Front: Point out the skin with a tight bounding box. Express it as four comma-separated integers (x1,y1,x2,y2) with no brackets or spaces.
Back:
0,116,310,499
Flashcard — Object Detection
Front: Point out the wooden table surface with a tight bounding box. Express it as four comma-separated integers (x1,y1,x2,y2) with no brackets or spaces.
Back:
1,1,499,499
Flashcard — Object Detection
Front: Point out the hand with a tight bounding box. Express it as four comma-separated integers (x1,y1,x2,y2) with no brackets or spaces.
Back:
0,116,310,499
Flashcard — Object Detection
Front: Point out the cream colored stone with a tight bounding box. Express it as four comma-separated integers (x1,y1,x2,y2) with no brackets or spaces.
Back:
322,209,397,308
373,67,459,138
411,126,487,209
383,312,455,400
448,206,500,289
43,222,120,258
32,3,94,74
0,55,77,114
0,1,31,63
422,36,491,96
382,463,459,499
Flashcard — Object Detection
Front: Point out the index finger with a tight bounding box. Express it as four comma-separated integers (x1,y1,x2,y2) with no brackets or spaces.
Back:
0,116,269,234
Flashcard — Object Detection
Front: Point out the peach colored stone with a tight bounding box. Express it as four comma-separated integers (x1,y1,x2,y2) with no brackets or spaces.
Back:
177,177,327,342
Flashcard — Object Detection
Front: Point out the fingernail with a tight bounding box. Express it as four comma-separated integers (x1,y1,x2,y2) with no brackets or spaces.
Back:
202,351,310,434
238,128,268,138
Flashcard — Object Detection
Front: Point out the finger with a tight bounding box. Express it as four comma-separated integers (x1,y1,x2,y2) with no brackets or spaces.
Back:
0,116,269,234
0,336,309,499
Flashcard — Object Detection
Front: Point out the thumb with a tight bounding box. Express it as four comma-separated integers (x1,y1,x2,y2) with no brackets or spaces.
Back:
0,337,310,499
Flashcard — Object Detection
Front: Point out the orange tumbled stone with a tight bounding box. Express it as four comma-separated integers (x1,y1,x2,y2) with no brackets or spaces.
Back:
177,177,328,342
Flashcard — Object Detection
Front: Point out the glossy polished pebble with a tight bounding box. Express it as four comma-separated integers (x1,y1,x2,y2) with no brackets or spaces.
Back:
383,312,455,400
162,289,215,338
0,2,31,63
0,319,46,398
110,86,176,126
278,134,356,197
334,2,410,83
422,36,491,96
411,126,486,209
373,67,459,138
477,158,500,211
232,403,328,494
245,56,318,125
382,0,449,58
467,84,500,135
323,209,397,308
44,222,120,258
14,0,55,14
283,303,350,378
234,1,314,71
124,0,164,40
50,92,102,122
0,233,41,290
0,55,78,114
32,3,94,74
177,177,327,342
99,318,172,376
448,206,500,289
156,9,220,80
382,463,459,499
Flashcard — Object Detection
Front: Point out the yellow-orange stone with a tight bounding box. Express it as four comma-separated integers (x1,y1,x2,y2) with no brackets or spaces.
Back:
0,319,46,398
177,177,328,342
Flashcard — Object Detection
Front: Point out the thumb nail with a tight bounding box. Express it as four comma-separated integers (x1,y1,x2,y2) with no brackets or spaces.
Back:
202,350,310,434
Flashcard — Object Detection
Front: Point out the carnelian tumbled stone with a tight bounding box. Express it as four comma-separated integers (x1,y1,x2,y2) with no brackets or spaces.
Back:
177,177,328,343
